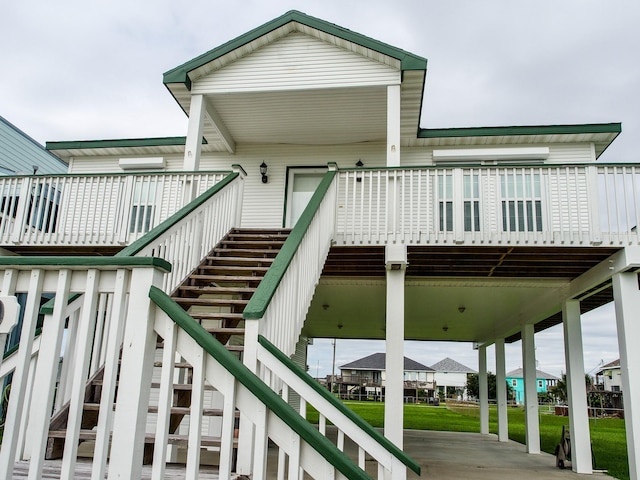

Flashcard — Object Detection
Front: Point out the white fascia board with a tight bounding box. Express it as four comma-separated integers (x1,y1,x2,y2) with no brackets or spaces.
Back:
433,147,550,163
119,157,165,170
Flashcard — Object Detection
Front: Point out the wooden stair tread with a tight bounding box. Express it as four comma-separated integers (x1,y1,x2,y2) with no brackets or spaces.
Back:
205,327,244,335
171,298,249,306
198,265,270,272
178,286,256,294
188,274,264,282
212,248,281,255
189,312,243,320
205,255,274,263
80,403,227,416
47,430,237,447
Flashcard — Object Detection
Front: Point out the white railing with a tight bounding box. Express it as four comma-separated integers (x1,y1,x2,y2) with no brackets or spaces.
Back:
120,168,245,293
256,335,419,479
0,171,228,247
334,164,640,246
243,168,337,358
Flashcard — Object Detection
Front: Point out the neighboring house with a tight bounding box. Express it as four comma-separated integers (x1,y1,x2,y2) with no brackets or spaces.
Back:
338,353,435,401
0,115,67,175
0,9,638,479
431,357,476,400
596,359,622,392
506,368,559,404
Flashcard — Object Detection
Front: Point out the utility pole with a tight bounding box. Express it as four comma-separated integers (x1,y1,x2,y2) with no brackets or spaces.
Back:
331,338,336,395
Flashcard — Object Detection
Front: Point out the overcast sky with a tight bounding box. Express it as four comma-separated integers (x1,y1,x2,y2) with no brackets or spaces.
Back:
2,1,638,378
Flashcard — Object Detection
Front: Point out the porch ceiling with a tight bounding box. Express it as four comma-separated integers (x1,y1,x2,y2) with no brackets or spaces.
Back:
301,245,619,344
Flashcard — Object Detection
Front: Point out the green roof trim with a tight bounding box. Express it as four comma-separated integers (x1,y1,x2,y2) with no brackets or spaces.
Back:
243,169,336,320
46,136,208,151
419,122,622,139
148,286,371,480
0,256,171,272
163,10,427,87
116,172,237,257
257,335,421,475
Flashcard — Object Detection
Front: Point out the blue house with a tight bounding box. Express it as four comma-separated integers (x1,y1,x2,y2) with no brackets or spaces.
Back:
506,368,559,404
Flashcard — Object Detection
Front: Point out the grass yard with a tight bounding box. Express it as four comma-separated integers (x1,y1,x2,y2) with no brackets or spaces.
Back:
307,401,629,480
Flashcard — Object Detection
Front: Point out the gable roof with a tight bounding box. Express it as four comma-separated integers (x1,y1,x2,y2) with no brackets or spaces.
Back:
597,359,620,374
430,357,476,374
0,116,67,174
340,352,434,372
163,10,427,89
506,368,559,380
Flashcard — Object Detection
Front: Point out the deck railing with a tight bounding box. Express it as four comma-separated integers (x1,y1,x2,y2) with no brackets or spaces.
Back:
0,171,228,247
334,164,640,246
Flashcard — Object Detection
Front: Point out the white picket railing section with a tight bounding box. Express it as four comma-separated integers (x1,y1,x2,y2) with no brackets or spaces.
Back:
256,335,419,479
334,164,640,246
243,168,337,359
0,171,228,247
0,260,371,480
120,168,245,293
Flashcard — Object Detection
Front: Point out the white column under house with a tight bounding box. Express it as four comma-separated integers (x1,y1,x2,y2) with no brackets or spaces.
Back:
182,94,206,203
478,345,489,435
384,243,407,449
612,271,640,480
495,338,509,442
521,323,540,454
562,299,592,474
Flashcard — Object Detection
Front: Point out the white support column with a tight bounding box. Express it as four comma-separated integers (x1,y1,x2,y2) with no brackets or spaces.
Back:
612,271,640,480
478,345,489,435
495,338,509,442
562,299,592,474
236,319,259,476
521,324,540,454
384,243,407,449
386,85,401,167
183,94,205,203
107,266,164,480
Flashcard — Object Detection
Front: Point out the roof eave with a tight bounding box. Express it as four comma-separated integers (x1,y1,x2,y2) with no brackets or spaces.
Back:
163,10,427,89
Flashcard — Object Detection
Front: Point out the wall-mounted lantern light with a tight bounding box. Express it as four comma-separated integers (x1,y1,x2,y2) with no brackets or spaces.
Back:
260,161,268,184
355,159,364,182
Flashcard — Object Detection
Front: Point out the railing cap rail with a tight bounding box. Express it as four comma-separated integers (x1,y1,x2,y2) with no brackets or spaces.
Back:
0,256,171,271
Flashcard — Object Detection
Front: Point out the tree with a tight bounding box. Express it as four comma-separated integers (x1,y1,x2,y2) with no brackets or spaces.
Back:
466,372,513,400
550,373,594,404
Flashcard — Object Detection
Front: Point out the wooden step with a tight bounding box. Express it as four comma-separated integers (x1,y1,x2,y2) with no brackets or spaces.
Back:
177,285,256,295
47,430,237,448
204,255,275,265
188,274,265,284
188,312,243,321
204,327,244,335
80,402,228,417
212,248,281,257
171,297,249,307
197,265,270,274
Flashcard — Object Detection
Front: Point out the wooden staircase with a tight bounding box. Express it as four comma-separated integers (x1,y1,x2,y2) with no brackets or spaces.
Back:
45,228,290,463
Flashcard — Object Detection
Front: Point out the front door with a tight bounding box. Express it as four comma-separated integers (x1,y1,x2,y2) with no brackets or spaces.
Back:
284,168,326,227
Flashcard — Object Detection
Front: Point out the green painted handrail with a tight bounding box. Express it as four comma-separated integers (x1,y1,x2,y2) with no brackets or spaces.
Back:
117,171,238,257
243,169,336,320
0,256,171,271
258,335,421,475
148,285,371,480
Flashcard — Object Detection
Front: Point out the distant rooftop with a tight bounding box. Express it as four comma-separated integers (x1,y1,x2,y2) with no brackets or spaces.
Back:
431,357,476,374
506,368,559,380
340,353,434,372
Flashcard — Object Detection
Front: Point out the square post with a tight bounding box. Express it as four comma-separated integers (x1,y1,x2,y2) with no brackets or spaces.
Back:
478,345,489,435
495,338,509,442
562,299,592,473
521,324,540,454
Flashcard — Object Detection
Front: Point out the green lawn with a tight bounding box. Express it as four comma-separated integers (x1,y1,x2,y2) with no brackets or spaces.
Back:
307,401,629,480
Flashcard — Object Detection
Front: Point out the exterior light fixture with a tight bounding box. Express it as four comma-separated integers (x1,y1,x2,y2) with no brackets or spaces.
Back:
260,162,268,184
355,159,364,182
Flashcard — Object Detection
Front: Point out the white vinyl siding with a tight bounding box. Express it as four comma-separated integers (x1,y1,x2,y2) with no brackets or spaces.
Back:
192,32,400,94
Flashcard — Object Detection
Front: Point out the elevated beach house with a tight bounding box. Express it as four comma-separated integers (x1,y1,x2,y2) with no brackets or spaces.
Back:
1,10,638,480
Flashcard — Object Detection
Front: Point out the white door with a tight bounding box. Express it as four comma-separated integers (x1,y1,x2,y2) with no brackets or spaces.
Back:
285,168,326,227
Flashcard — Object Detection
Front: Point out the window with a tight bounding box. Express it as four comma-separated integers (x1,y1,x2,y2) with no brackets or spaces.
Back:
538,380,544,389
438,174,453,231
463,174,480,231
611,385,620,392
501,173,542,231
129,180,156,234
511,379,517,387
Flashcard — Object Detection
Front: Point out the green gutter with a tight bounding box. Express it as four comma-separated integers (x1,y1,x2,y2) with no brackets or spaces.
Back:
117,172,237,257
46,136,207,151
40,293,83,316
243,169,336,320
149,286,371,480
419,122,622,139
258,335,421,475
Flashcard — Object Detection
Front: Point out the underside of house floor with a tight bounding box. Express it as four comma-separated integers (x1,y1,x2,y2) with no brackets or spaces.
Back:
10,428,615,479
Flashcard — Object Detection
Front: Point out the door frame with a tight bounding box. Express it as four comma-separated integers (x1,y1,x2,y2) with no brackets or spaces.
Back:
283,166,327,228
